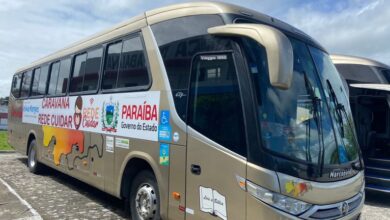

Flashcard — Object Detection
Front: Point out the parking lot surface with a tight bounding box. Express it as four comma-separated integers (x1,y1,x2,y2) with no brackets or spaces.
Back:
0,153,127,220
0,152,389,220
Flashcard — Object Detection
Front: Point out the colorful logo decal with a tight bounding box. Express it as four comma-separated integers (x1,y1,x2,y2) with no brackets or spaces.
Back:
159,143,170,166
285,180,312,197
82,97,99,128
158,110,172,141
102,96,119,132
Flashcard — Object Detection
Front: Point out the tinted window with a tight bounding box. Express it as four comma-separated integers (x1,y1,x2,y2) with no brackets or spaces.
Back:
31,68,40,96
335,64,382,84
377,67,390,83
117,37,149,88
188,53,246,156
48,62,60,95
11,74,22,98
21,70,33,97
242,37,337,164
151,15,226,120
38,65,49,95
56,58,71,94
102,36,149,90
84,48,102,91
70,53,87,93
310,47,359,164
103,42,122,90
70,48,103,93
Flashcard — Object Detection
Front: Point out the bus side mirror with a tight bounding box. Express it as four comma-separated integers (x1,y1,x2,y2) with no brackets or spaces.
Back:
208,24,293,90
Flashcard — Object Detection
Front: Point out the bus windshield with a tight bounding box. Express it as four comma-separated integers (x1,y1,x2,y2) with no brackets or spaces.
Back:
309,47,360,164
242,37,359,165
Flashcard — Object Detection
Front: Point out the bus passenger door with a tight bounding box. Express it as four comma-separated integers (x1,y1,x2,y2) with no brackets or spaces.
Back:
185,52,247,220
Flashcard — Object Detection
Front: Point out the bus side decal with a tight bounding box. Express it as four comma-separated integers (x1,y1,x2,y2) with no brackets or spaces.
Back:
22,91,161,141
42,125,104,170
42,125,84,166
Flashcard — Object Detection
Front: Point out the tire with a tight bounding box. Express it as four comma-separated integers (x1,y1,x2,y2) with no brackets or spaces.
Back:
129,170,160,220
27,140,43,174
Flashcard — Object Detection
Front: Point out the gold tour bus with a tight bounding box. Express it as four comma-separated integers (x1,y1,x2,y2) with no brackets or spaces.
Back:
332,54,390,194
9,2,364,220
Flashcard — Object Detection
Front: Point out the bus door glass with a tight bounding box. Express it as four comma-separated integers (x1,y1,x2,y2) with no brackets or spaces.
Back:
185,51,247,220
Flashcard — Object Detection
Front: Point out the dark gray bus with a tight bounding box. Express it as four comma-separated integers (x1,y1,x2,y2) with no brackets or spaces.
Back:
332,54,390,194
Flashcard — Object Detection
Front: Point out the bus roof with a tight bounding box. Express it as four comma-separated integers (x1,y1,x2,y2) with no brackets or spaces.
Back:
331,54,390,69
16,1,318,73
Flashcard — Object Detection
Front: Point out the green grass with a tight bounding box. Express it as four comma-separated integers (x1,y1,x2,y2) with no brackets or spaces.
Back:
0,131,13,151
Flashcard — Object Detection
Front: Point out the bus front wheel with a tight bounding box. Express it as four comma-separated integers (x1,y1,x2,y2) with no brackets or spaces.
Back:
129,170,160,220
27,140,42,173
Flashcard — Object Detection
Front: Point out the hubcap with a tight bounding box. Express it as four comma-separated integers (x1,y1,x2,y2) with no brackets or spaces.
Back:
135,183,157,219
29,147,36,168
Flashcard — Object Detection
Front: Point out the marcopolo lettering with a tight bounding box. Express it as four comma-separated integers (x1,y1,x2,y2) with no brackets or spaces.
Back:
329,168,356,179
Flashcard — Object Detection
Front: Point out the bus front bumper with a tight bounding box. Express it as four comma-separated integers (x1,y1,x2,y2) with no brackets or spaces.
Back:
247,190,364,220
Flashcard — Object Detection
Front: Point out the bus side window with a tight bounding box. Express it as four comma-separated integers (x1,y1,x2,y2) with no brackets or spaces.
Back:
31,67,41,96
20,70,33,98
117,36,149,89
70,48,103,93
102,41,122,90
84,48,102,91
188,53,247,156
11,74,22,98
70,53,87,93
48,62,60,95
56,58,71,94
38,65,49,95
102,35,149,91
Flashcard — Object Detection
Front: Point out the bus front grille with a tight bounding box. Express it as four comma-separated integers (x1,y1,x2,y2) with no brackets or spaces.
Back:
300,193,363,220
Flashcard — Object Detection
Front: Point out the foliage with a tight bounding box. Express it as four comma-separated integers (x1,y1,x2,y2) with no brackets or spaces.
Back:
0,131,13,151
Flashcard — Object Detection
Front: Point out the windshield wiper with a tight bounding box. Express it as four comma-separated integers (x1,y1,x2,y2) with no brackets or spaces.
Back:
304,73,324,176
326,80,345,137
326,80,363,170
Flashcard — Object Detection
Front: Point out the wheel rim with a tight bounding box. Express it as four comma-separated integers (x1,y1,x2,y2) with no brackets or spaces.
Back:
29,146,36,168
135,183,157,219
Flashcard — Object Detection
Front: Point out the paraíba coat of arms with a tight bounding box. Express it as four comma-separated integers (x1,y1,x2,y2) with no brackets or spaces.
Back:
102,96,119,132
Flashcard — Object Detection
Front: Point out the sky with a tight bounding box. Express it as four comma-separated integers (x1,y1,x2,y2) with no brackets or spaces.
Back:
0,0,389,97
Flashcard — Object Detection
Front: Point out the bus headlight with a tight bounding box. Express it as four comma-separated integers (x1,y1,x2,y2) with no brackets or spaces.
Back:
247,181,312,215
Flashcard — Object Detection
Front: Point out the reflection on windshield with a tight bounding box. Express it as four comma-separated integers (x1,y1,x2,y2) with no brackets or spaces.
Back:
242,37,338,164
309,47,359,163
